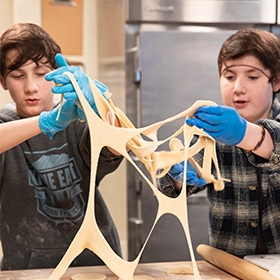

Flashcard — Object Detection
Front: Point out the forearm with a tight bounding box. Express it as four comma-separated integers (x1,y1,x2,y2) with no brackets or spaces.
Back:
237,122,274,159
0,116,42,153
95,147,123,186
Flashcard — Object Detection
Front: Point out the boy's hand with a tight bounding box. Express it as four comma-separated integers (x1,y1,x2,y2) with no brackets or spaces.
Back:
186,105,247,146
39,99,79,139
45,53,108,119
169,161,206,188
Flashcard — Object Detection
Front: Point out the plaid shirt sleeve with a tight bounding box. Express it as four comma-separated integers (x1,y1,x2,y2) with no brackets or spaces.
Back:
158,98,280,258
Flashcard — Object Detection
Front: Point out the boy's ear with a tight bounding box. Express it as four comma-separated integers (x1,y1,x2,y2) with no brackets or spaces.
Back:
0,75,8,90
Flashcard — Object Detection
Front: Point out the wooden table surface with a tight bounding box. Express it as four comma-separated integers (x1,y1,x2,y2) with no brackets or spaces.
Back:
0,261,239,279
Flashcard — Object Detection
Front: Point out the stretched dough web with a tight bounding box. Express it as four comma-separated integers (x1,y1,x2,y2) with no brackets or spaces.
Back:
47,73,227,280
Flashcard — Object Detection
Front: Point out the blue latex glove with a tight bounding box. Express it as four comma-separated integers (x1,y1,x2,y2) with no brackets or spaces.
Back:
169,161,206,187
186,105,247,146
39,99,79,139
45,53,108,119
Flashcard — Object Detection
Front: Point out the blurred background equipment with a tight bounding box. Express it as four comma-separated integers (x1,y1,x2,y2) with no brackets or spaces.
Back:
125,0,280,263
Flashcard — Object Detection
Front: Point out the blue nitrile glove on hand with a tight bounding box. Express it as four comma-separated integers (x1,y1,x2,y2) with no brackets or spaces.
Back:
39,99,79,139
169,161,206,187
186,105,247,146
45,53,109,120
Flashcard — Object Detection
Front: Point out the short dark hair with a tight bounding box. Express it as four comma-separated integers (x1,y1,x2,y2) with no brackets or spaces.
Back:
218,28,280,85
0,23,61,77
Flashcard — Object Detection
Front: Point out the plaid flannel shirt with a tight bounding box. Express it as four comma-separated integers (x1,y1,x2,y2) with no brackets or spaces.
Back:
157,98,280,258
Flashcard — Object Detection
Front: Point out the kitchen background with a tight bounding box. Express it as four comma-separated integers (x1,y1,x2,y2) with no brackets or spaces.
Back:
1,0,280,265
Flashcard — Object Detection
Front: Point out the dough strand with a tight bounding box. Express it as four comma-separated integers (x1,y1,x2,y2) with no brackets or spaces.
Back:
71,273,107,280
46,72,227,280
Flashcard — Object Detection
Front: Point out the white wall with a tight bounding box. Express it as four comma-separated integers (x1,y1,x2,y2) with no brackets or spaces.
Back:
0,0,15,106
0,0,127,260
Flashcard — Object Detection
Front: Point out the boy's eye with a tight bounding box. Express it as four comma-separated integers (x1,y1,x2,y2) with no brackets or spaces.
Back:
248,76,259,80
36,72,47,76
225,75,234,81
35,67,52,76
11,73,24,79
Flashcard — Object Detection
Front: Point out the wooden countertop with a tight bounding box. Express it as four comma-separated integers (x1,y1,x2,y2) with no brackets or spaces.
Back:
1,261,239,279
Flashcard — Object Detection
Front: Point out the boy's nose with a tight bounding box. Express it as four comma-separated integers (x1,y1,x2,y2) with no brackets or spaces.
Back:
233,79,247,94
24,76,39,93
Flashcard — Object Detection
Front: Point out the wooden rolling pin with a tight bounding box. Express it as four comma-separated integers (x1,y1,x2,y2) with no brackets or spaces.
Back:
197,244,280,280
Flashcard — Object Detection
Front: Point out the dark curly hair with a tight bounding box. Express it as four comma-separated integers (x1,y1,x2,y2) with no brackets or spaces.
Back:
0,23,61,78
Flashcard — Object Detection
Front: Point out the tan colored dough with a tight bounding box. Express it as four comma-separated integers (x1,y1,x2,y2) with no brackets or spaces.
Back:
119,276,155,280
166,265,194,275
71,273,107,280
46,72,228,280
133,276,154,280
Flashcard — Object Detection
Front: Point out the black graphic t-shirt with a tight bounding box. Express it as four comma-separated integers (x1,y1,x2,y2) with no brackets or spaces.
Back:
27,149,85,223
0,107,123,270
